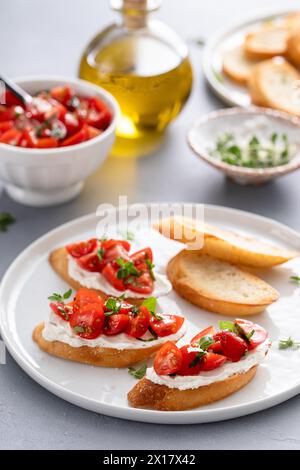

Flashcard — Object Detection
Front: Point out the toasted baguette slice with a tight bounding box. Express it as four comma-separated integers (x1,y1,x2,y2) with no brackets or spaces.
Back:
285,12,300,32
155,216,298,268
244,27,289,59
287,31,300,67
49,247,143,304
223,45,261,84
33,322,164,368
249,58,300,116
128,366,257,411
167,251,279,316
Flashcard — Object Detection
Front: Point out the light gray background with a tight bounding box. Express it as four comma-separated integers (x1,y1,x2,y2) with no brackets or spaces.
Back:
1,0,300,450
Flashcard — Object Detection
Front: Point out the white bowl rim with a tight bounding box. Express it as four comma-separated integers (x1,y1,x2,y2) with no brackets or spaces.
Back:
0,75,119,155
187,106,300,176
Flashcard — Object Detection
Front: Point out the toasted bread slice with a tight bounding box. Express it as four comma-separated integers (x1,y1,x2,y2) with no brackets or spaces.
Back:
244,27,289,59
33,322,164,367
287,31,300,67
285,12,300,32
167,251,279,316
249,58,300,116
49,247,143,304
128,366,257,410
155,216,298,268
223,45,261,84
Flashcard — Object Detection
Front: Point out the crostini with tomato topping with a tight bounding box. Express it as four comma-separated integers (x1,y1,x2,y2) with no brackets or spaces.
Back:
33,288,186,367
49,231,184,303
128,319,270,410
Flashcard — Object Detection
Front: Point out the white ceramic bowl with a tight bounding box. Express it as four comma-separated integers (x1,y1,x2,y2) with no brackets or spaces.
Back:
0,76,119,206
188,107,300,185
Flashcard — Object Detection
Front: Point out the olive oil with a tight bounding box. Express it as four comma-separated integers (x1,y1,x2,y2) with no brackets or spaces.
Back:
79,0,193,154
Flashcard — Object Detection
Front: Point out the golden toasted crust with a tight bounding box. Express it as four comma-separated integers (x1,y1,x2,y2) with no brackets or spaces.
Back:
154,216,298,268
287,31,300,67
166,251,278,316
244,28,289,60
128,366,257,411
49,247,143,305
222,46,261,85
33,322,163,367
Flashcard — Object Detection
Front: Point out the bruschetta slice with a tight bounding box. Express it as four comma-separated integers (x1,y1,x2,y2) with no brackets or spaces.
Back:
155,216,298,268
167,251,279,316
244,26,290,60
49,229,185,304
223,45,261,85
33,288,186,367
128,319,270,411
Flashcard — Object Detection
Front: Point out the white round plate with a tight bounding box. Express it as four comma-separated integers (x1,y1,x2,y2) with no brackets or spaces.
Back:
1,204,300,424
203,8,298,107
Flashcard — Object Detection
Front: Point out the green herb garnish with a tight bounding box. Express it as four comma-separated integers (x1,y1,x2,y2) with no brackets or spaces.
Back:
97,248,104,261
219,320,235,332
279,337,300,350
145,258,156,281
189,349,206,368
124,231,135,241
141,297,162,320
73,325,85,334
116,258,140,280
210,133,294,168
48,288,73,303
0,212,15,232
128,363,147,379
290,276,300,284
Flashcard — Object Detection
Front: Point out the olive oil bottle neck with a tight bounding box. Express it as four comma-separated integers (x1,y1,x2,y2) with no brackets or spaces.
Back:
111,0,161,29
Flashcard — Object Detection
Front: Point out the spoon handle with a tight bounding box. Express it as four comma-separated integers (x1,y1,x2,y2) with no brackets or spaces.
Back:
0,74,32,106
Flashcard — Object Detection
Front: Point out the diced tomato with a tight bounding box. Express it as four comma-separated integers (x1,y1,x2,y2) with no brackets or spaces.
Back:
154,342,183,376
101,239,131,252
191,326,215,346
234,319,268,350
150,314,184,337
125,305,150,338
104,314,129,336
102,263,125,291
88,97,112,130
0,120,14,135
74,288,103,309
77,251,104,273
50,85,73,105
131,247,153,265
20,128,36,148
60,124,89,147
0,105,24,122
220,331,248,362
66,239,98,258
70,302,104,339
0,128,22,145
208,341,223,354
200,352,226,371
44,101,67,122
50,301,73,322
63,112,80,136
125,271,154,295
87,125,102,139
4,90,24,107
177,345,204,376
35,137,59,148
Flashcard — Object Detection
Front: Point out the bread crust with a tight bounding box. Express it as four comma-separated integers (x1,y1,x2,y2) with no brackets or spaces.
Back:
155,217,298,268
287,31,300,67
33,322,163,367
49,247,144,305
128,366,257,411
166,251,278,316
244,28,289,60
222,46,260,85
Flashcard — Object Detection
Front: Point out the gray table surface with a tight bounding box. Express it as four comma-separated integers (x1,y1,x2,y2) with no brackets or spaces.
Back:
1,0,300,450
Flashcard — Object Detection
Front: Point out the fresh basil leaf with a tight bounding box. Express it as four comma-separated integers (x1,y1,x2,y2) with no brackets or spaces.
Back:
219,320,235,332
279,337,300,350
0,212,15,233
63,288,73,300
198,334,214,351
290,276,300,284
128,363,147,379
73,325,85,334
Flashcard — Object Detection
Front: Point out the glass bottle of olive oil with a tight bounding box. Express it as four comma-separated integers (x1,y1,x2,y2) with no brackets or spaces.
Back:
79,0,193,156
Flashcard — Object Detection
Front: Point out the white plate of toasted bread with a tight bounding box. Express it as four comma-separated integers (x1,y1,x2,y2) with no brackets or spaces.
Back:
1,204,300,424
203,8,300,113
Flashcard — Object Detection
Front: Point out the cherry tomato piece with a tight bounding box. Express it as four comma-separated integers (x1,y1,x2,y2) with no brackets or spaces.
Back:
131,247,153,265
177,345,204,376
77,251,105,272
201,352,227,371
50,85,73,105
60,124,89,147
234,319,268,350
74,288,103,309
220,331,248,362
154,341,183,376
63,112,80,136
104,314,129,336
125,271,154,295
125,305,150,338
191,326,215,346
0,128,22,145
70,302,104,339
102,263,125,291
35,137,59,148
151,314,184,337
50,301,72,322
0,120,14,134
66,239,98,258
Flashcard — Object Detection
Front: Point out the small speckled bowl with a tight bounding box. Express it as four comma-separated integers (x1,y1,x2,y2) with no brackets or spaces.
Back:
187,107,300,185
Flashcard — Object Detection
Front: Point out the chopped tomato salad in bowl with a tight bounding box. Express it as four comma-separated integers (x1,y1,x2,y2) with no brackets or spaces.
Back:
0,76,118,206
48,288,185,342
